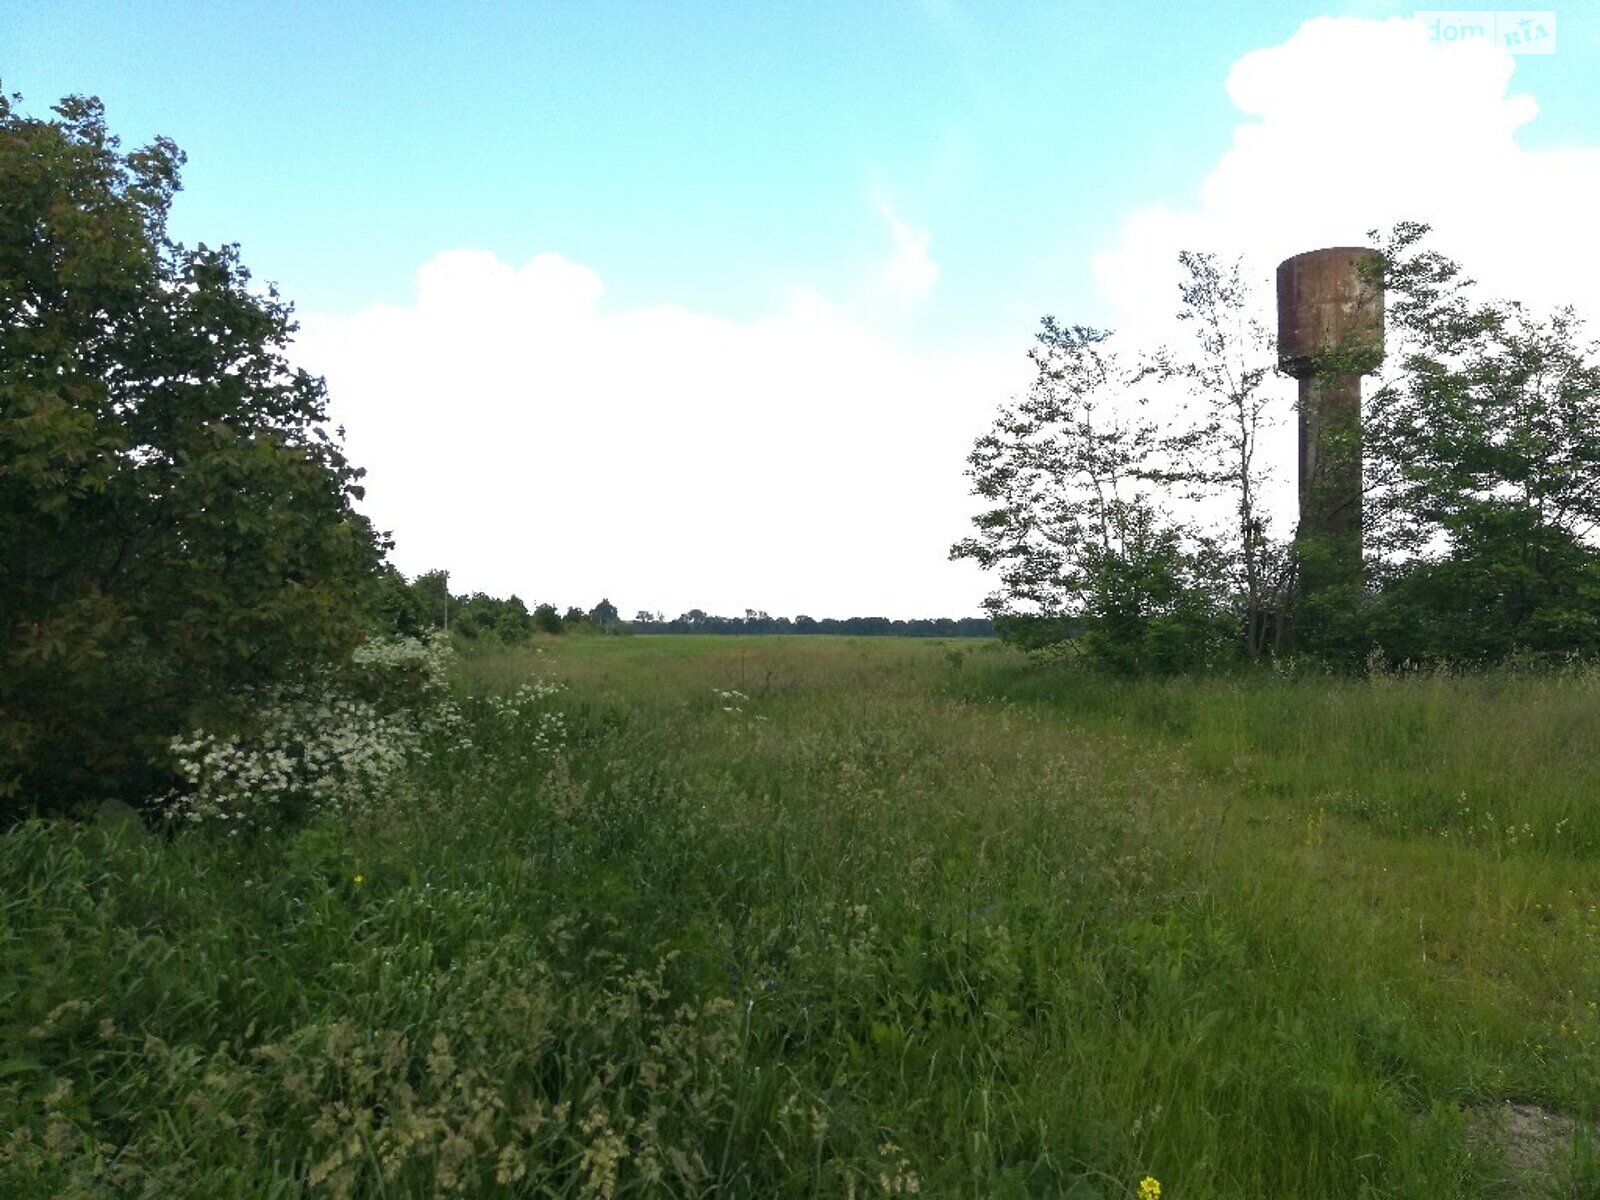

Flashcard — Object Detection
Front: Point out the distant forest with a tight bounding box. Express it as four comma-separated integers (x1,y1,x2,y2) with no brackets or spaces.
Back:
376,571,994,641
630,610,996,638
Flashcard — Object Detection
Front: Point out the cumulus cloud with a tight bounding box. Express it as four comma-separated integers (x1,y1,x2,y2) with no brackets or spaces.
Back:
296,250,1022,618
1094,16,1600,337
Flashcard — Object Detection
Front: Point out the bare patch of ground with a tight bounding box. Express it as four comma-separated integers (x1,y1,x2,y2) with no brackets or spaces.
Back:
1466,1102,1581,1197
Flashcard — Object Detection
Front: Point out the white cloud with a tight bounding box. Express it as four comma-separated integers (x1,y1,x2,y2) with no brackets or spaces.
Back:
1095,16,1600,336
296,251,1023,619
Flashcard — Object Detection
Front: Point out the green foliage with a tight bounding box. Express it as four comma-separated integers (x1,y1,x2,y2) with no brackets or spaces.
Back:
562,605,593,633
990,612,1076,648
1362,223,1600,665
404,569,454,633
362,564,440,638
1174,250,1288,658
452,591,534,642
1368,517,1600,665
0,93,383,813
1073,515,1238,675
364,567,556,645
588,597,620,630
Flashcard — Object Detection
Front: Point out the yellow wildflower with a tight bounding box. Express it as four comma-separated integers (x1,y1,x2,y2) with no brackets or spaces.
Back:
1139,1177,1161,1200
353,874,364,885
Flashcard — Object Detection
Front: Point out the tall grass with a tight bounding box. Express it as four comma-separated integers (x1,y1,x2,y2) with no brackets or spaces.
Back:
4,635,1598,1197
959,658,1600,856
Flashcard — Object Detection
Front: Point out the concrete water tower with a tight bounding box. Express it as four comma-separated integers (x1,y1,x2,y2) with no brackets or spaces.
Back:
1276,246,1385,598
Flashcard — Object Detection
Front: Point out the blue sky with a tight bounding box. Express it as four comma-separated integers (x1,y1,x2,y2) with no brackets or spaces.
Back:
17,1,1591,338
5,3,1600,615
12,2,1241,327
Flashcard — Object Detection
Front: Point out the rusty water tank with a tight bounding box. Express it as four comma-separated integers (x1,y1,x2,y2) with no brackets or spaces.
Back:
1277,246,1385,602
1277,247,1385,377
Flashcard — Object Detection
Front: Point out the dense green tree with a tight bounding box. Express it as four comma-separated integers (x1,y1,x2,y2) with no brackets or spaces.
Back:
362,574,529,644
449,593,500,640
532,603,563,635
588,597,620,630
364,564,435,638
629,611,994,637
1,93,383,812
370,570,542,644
406,570,452,632
494,595,535,642
440,591,535,643
1363,223,1600,664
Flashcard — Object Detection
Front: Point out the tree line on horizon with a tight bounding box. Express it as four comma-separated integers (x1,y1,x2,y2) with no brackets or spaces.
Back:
372,571,995,642
368,568,619,641
630,609,995,637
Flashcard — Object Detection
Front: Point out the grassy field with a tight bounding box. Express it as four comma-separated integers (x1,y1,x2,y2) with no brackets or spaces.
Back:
5,635,1600,1198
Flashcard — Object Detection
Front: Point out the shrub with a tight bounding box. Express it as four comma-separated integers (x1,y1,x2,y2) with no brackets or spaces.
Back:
163,636,472,833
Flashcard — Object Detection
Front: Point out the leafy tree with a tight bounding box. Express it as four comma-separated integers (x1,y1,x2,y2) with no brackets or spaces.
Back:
588,597,620,630
950,320,1232,672
1363,223,1600,663
1171,251,1290,657
1,93,383,812
365,564,435,638
494,595,535,642
378,573,537,644
532,603,563,635
407,570,452,632
450,593,502,641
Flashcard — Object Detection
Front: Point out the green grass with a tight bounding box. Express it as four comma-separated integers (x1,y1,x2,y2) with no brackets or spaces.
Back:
5,635,1600,1197
963,659,1600,856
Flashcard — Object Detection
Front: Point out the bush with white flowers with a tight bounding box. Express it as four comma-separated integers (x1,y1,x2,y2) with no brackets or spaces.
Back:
164,635,476,833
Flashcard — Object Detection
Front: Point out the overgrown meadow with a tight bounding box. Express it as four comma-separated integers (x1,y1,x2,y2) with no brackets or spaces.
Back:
5,635,1600,1198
